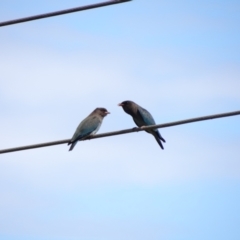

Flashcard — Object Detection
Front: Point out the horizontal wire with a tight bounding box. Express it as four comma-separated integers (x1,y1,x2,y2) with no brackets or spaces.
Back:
0,0,132,27
1,110,239,154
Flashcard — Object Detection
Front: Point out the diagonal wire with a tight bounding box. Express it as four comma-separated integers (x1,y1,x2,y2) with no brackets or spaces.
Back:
0,110,239,154
0,0,132,27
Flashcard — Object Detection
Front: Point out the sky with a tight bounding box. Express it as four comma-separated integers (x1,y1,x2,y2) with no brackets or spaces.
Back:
0,0,240,239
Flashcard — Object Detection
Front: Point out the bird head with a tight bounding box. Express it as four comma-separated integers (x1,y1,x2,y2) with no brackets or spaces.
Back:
96,108,110,117
118,100,135,115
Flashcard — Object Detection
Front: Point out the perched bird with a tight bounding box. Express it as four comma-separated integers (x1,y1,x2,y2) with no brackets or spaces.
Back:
118,100,165,149
68,108,110,151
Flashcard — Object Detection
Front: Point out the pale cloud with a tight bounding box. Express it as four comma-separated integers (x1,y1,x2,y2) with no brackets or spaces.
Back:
1,36,240,110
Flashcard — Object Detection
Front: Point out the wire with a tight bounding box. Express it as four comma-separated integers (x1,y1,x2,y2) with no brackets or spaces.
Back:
0,0,132,27
0,110,239,154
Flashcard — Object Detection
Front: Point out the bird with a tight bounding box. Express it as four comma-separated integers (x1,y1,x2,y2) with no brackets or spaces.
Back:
68,107,110,151
118,100,165,149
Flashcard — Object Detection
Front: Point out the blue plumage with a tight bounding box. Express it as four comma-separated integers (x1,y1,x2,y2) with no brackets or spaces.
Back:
68,108,110,151
118,100,165,149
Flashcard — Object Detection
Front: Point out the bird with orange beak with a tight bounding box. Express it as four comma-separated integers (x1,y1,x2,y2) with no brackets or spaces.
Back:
68,108,110,151
118,101,165,149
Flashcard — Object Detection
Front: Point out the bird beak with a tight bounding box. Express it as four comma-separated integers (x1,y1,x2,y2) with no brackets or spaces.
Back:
105,111,110,114
118,103,123,107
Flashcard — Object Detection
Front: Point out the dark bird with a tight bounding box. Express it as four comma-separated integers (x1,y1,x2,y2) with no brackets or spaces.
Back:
118,100,165,149
68,108,110,151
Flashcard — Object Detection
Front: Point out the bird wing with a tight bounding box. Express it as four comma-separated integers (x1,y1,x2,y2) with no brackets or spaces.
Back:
137,106,156,126
70,116,101,143
136,106,165,145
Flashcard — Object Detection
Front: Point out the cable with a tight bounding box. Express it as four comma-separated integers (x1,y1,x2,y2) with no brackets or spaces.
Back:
0,110,239,154
0,0,132,27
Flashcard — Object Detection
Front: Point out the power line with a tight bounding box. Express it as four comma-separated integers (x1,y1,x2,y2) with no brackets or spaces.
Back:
0,0,132,27
1,110,239,154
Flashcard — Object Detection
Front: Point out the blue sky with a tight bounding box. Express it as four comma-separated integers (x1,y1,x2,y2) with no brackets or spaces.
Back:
0,0,240,239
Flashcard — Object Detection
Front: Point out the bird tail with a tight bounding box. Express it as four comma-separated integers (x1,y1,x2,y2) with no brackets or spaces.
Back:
154,136,164,150
154,131,165,150
156,130,166,143
68,141,77,151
